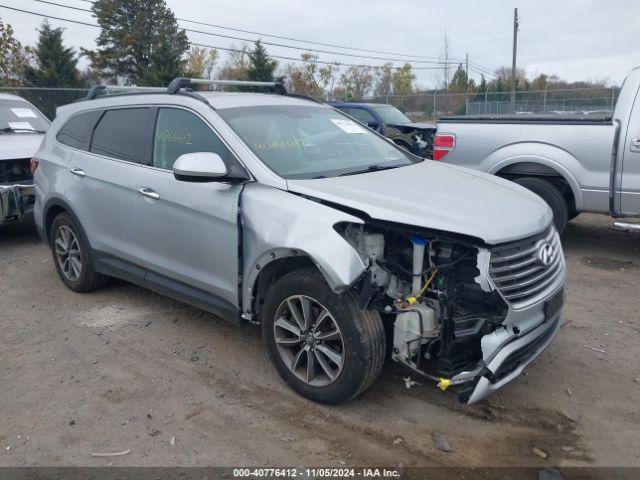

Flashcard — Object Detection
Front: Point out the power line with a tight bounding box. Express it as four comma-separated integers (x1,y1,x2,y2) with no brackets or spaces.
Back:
30,0,468,66
70,0,478,64
0,4,447,70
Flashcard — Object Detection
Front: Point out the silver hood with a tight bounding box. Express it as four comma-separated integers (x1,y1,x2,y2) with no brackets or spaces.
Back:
0,133,45,161
286,161,553,244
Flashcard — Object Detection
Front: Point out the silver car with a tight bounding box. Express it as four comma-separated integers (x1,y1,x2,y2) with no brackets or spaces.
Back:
0,93,49,226
33,79,565,405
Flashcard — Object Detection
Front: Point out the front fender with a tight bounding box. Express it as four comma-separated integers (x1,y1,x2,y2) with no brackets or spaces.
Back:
241,183,366,315
485,143,583,210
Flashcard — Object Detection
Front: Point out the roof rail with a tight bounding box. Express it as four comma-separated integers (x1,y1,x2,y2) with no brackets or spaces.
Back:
167,77,286,95
85,84,166,100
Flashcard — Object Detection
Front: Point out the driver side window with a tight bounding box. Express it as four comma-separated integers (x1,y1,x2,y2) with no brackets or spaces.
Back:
153,108,233,170
346,108,377,126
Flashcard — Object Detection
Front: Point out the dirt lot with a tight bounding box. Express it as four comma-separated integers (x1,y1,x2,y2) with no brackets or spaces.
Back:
1,214,639,471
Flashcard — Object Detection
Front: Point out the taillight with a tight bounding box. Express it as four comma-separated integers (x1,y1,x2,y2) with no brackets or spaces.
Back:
29,158,39,174
433,133,455,161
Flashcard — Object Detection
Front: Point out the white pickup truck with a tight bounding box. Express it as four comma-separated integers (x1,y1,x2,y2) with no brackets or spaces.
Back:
434,67,640,233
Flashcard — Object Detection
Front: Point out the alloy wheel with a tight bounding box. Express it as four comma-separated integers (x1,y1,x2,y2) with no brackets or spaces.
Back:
273,295,345,387
54,225,82,282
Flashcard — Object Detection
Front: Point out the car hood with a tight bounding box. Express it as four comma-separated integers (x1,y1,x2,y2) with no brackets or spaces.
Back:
0,133,44,161
387,122,437,131
285,161,552,244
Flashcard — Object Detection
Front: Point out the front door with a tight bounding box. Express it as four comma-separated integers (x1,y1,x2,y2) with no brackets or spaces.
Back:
135,107,243,315
620,87,640,215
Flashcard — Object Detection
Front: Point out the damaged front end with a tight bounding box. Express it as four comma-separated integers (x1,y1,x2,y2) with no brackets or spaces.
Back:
337,221,565,404
384,123,436,158
1,158,35,226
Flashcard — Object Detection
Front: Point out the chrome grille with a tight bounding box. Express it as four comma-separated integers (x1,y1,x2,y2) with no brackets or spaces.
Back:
489,227,565,308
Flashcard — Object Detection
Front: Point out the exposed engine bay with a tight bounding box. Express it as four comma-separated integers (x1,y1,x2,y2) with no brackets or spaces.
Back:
339,222,508,396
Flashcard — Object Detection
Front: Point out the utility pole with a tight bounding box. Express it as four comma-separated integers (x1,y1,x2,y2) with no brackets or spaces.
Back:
511,8,519,113
465,53,469,77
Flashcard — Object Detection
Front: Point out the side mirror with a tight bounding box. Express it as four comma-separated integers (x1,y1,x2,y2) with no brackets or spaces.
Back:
173,152,229,182
367,121,380,130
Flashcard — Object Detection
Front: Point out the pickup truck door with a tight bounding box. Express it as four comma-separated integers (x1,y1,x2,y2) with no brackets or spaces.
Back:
620,88,640,215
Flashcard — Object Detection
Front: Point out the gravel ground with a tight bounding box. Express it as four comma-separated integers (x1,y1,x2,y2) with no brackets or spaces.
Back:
1,214,639,470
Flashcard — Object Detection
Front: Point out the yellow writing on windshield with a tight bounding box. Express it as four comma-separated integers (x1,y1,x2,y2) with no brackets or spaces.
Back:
254,138,304,150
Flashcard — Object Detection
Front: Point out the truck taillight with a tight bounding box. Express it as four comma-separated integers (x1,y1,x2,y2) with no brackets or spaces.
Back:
433,133,455,161
29,158,39,174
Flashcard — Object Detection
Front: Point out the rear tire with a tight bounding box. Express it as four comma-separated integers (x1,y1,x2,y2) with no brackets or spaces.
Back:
50,212,108,292
513,177,569,233
261,268,386,404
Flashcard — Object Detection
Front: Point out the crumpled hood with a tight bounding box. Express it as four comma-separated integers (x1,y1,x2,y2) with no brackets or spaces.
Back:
286,161,552,244
387,122,437,131
0,133,44,161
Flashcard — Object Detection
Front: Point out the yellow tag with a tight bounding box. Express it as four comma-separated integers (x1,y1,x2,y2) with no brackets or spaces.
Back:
437,378,451,391
407,297,418,305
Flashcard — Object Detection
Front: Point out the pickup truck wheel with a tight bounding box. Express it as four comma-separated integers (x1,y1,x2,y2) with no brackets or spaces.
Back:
261,268,385,404
50,212,108,292
513,177,569,233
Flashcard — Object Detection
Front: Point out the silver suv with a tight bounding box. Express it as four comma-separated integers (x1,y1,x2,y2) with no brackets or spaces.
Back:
33,79,566,405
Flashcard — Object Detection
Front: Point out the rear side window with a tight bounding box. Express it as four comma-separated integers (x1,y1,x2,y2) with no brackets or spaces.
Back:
152,108,234,170
90,108,152,163
56,110,101,150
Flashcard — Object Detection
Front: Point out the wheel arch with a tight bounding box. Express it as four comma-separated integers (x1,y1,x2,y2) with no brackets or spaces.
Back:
42,197,85,247
488,146,583,211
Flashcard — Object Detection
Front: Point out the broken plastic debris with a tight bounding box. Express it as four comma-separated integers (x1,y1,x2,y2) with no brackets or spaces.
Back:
403,376,420,389
91,449,130,457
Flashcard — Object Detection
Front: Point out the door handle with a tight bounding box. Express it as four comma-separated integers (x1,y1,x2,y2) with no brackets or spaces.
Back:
138,187,160,200
631,138,640,153
69,167,85,177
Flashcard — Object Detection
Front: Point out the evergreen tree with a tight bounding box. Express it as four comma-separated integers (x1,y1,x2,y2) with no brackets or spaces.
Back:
247,40,277,82
24,20,79,88
84,0,189,85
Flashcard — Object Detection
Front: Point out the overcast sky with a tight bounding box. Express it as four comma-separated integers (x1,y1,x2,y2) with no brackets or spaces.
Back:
2,0,639,87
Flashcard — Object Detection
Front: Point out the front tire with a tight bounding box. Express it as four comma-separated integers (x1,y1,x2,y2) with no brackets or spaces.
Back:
261,268,386,404
50,212,108,292
513,177,569,233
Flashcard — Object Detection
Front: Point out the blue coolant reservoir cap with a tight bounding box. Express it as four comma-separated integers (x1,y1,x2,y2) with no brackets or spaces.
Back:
410,236,427,246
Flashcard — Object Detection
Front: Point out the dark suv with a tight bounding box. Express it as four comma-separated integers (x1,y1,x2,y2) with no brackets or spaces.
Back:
328,102,435,158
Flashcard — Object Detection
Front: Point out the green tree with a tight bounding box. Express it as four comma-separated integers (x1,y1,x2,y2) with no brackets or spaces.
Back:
24,20,79,88
392,63,415,96
139,39,186,86
449,64,473,93
247,40,277,82
0,19,25,86
85,0,189,85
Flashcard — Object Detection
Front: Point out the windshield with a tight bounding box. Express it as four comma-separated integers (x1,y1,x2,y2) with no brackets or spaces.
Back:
0,100,50,133
371,105,412,125
218,105,419,179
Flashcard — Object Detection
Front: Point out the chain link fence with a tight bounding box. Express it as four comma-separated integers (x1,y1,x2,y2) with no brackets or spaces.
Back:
1,86,620,123
0,87,89,119
357,87,620,122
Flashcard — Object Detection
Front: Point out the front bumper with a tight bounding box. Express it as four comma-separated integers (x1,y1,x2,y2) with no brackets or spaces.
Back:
463,310,561,404
448,278,563,404
0,183,35,226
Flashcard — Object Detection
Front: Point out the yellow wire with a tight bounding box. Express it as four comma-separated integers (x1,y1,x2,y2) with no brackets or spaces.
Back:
406,269,439,304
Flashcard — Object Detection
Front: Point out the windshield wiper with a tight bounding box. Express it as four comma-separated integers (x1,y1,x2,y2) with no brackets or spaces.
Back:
0,127,47,134
338,164,403,177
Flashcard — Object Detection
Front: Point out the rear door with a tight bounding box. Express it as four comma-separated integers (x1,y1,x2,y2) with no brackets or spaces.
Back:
134,106,243,314
620,87,640,214
68,107,154,264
